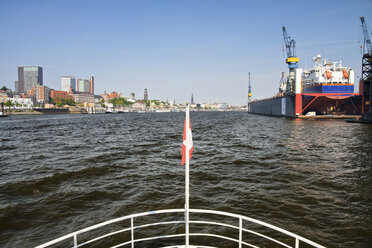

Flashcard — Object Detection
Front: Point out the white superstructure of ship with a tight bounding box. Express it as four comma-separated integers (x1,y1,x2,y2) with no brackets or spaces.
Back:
302,55,354,93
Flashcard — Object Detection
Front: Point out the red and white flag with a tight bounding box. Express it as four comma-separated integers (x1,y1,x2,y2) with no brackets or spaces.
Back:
181,107,193,165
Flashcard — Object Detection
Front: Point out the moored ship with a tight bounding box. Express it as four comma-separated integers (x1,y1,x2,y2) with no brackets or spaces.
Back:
302,55,354,95
249,26,361,118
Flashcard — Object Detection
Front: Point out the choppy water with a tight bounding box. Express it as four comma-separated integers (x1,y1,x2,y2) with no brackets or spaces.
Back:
0,112,371,248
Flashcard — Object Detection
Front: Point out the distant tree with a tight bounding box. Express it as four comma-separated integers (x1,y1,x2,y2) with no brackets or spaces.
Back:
53,98,75,107
143,99,150,107
1,86,8,91
49,97,56,105
4,100,13,107
109,97,133,107
4,100,13,113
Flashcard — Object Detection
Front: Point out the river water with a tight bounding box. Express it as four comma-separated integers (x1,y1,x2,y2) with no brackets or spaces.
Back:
0,112,371,248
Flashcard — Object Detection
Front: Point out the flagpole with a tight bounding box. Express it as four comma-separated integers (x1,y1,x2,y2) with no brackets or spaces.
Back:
185,104,190,248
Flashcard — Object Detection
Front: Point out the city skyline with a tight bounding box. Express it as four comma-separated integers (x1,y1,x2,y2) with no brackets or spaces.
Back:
0,0,372,105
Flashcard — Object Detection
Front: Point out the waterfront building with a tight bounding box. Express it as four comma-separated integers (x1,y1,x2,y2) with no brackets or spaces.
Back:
12,97,33,109
89,76,94,95
0,92,8,103
109,91,120,98
77,79,90,93
100,91,121,102
144,88,148,100
128,93,136,103
61,76,76,92
133,100,146,110
94,95,103,103
0,94,33,109
35,85,50,103
100,91,109,102
16,66,43,94
50,90,72,100
72,92,95,104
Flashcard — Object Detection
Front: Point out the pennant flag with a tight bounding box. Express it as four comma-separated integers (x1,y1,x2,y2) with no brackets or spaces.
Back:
181,110,193,165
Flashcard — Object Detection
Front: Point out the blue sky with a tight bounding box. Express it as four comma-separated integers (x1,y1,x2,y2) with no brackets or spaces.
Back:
0,0,371,105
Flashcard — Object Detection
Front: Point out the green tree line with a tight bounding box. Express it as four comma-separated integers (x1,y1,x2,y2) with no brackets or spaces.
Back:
109,97,134,107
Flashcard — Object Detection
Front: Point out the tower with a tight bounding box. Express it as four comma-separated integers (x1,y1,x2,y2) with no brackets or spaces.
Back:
89,76,94,95
17,66,43,94
61,76,76,92
191,93,194,104
77,79,90,93
144,88,148,100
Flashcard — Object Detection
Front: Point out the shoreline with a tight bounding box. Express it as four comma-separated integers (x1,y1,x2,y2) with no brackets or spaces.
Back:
3,111,43,115
2,109,248,116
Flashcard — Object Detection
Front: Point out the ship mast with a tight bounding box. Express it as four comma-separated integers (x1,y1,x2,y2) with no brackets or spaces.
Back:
248,72,252,112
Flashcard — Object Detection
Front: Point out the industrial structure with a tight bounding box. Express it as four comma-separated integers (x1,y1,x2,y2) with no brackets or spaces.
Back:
249,25,362,118
282,26,299,95
248,72,252,111
360,16,372,122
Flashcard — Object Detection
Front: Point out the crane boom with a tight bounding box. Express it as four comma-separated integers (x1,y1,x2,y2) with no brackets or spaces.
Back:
360,16,372,55
282,26,299,67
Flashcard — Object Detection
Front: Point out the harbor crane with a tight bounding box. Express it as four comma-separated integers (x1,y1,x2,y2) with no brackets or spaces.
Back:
360,16,372,121
282,26,299,68
360,16,372,56
248,72,252,111
282,26,299,94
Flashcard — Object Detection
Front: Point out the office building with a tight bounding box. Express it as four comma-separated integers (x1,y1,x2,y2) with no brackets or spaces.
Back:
77,79,90,93
16,66,43,93
14,81,20,93
61,76,76,92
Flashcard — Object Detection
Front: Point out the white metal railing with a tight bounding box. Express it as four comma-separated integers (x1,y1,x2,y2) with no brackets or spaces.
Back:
35,209,326,248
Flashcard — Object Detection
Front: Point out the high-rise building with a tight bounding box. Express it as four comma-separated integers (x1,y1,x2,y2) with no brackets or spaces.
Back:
89,76,94,95
14,81,20,93
16,66,43,93
191,93,194,104
61,76,76,92
35,85,50,103
144,88,148,100
77,79,90,93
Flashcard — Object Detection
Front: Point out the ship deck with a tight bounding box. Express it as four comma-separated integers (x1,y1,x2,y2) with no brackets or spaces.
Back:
298,115,360,119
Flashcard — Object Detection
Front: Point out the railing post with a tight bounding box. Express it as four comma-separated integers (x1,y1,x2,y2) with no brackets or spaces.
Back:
131,217,134,248
295,237,299,248
73,234,77,248
239,217,242,248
